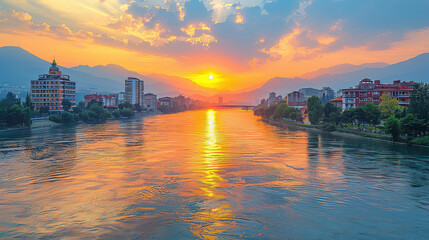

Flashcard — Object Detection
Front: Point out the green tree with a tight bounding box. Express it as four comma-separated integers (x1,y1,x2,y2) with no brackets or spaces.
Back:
88,103,107,122
118,102,132,110
61,111,75,123
328,112,341,124
61,99,72,112
409,82,429,121
7,104,28,127
5,92,17,105
24,94,34,111
400,114,426,140
120,108,134,118
384,116,401,142
290,112,302,121
363,102,381,126
323,102,341,123
379,94,400,119
341,109,355,123
353,107,366,126
271,102,288,120
307,96,323,125
86,99,99,110
112,110,121,118
73,100,85,114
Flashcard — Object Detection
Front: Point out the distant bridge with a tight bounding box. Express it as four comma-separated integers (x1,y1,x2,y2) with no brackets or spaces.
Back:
209,105,256,110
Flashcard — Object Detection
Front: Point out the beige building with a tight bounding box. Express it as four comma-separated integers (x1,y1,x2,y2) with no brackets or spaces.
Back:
31,59,76,114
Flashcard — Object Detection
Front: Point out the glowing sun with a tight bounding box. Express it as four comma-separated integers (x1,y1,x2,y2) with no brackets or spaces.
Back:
208,74,214,80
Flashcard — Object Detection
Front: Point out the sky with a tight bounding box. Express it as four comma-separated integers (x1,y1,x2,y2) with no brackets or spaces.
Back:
1,0,429,91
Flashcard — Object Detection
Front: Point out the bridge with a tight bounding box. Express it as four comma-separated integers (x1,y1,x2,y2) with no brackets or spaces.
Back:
209,105,256,110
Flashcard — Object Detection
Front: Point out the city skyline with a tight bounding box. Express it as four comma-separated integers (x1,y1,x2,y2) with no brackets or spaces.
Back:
1,0,429,92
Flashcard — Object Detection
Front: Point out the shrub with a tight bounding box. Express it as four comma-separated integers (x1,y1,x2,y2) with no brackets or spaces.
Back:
120,108,134,118
384,116,401,142
410,136,429,146
49,114,61,123
322,122,336,132
61,111,75,123
112,110,121,118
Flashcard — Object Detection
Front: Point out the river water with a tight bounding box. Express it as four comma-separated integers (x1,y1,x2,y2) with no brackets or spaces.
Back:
0,109,428,239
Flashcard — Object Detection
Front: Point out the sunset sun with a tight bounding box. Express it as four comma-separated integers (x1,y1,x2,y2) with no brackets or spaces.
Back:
208,74,214,80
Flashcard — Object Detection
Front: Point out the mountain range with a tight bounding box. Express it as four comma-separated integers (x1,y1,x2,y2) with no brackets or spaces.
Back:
0,46,428,104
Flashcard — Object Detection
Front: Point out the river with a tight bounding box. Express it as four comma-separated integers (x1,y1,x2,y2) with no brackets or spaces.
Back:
0,109,428,239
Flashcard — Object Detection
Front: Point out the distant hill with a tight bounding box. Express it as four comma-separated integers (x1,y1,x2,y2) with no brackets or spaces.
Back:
1,46,428,104
70,64,222,97
300,62,388,79
309,52,429,89
203,53,429,104
0,46,122,92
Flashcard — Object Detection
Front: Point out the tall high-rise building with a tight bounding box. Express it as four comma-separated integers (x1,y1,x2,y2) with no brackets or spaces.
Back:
31,59,76,114
125,77,144,106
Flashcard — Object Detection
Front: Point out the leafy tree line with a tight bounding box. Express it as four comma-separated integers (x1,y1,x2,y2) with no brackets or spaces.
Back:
254,101,302,121
307,83,429,144
0,92,34,130
384,83,429,145
49,99,134,124
254,82,429,145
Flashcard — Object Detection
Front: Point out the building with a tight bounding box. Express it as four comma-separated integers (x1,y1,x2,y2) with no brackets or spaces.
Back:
330,97,343,108
299,87,335,104
158,97,173,108
143,93,157,110
341,78,414,110
300,106,310,124
268,92,277,106
267,92,283,106
125,77,144,106
31,59,76,114
115,92,125,104
287,91,307,107
84,94,117,108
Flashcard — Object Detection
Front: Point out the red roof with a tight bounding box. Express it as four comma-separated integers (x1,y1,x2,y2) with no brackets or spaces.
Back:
330,97,343,102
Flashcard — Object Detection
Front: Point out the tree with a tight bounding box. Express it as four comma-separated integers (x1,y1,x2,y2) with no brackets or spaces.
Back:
271,102,288,120
118,102,132,110
409,82,429,121
61,99,72,112
5,92,17,105
24,94,34,111
73,101,85,114
323,102,341,123
341,109,355,123
363,102,381,126
88,103,107,122
120,108,134,118
329,112,341,124
61,111,75,123
400,114,426,140
86,99,99,110
379,94,400,119
112,110,121,118
384,116,401,142
307,96,323,125
353,107,366,126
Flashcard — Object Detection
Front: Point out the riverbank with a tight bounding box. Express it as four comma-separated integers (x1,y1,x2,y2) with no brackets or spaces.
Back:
0,109,164,134
262,118,429,148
